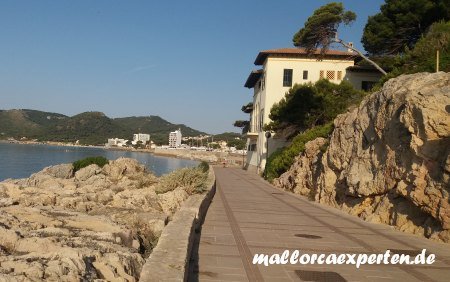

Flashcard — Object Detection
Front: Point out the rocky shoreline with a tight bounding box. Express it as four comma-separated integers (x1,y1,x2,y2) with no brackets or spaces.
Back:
0,158,208,281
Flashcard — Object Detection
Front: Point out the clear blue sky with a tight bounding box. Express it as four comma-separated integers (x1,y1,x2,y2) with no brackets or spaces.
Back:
0,0,384,134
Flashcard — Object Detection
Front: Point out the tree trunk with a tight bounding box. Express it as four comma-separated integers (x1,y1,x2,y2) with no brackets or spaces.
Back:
334,39,387,75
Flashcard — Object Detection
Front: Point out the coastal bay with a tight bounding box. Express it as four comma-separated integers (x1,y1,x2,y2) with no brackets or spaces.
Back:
0,142,199,181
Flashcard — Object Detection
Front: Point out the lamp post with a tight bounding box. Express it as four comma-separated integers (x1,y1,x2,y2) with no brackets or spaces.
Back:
264,131,271,177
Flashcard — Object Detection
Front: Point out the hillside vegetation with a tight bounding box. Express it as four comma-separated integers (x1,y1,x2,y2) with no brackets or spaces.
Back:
374,21,450,87
212,132,242,141
0,109,205,145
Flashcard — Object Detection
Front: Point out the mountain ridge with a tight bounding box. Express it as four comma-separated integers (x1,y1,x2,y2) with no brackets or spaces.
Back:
0,109,206,145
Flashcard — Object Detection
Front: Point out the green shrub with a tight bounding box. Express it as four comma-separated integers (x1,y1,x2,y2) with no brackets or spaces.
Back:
227,138,246,150
265,80,364,139
155,167,208,195
197,161,210,173
73,156,109,172
264,123,333,182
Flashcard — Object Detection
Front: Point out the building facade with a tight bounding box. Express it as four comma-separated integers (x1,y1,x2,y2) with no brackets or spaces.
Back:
244,48,382,173
132,133,150,145
107,138,128,147
169,129,182,148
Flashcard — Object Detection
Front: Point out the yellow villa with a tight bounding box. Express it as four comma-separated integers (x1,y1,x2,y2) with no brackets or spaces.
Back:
244,47,382,173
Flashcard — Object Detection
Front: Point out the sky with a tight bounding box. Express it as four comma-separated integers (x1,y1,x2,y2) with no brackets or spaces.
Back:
0,0,385,134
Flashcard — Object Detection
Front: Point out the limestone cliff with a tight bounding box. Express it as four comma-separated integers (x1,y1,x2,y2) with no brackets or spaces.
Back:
274,72,450,242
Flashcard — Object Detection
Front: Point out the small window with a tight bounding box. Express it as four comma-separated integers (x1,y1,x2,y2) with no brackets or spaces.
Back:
319,70,324,79
260,109,264,130
261,74,265,90
326,70,335,80
283,69,293,87
337,71,342,80
303,70,308,80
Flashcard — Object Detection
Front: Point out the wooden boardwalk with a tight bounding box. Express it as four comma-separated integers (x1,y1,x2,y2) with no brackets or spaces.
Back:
188,167,450,281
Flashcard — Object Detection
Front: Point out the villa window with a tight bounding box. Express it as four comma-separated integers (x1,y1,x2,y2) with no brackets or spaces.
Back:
326,70,335,80
260,109,264,131
254,104,259,132
261,74,265,90
303,70,308,80
283,69,293,87
337,71,342,80
319,70,324,79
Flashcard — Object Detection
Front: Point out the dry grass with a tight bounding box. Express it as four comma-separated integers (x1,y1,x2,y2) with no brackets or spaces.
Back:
155,167,208,195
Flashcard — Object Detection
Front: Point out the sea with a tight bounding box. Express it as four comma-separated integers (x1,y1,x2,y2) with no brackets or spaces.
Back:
0,142,199,181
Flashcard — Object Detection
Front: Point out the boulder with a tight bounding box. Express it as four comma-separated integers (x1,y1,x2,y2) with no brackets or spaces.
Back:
275,72,450,242
157,187,189,215
75,164,102,181
102,158,147,180
273,137,327,198
44,163,74,179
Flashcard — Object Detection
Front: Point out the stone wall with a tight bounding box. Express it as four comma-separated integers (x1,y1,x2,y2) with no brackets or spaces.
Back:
139,169,216,281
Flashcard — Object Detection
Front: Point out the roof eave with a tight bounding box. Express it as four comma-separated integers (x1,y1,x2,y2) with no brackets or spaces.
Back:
254,53,267,65
244,70,263,88
254,50,358,65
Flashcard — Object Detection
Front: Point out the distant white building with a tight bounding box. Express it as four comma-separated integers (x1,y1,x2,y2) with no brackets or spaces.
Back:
132,133,150,145
107,138,128,147
169,129,182,148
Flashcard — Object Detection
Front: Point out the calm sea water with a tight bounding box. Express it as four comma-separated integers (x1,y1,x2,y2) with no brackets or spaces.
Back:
0,142,199,181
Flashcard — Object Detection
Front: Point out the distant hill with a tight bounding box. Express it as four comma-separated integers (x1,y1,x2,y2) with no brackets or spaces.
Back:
43,111,123,145
212,132,243,141
0,109,205,145
0,109,67,138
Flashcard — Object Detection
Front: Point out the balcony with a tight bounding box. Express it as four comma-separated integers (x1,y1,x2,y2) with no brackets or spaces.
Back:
246,131,258,139
241,102,253,114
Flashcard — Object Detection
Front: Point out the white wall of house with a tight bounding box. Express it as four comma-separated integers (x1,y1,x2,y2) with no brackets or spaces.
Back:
262,56,355,126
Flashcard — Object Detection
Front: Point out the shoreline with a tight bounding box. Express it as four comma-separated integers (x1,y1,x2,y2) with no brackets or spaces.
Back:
0,140,246,166
0,139,105,149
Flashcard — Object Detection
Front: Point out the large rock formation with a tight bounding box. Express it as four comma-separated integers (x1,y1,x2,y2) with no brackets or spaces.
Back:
0,158,194,281
274,72,450,242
